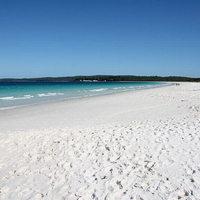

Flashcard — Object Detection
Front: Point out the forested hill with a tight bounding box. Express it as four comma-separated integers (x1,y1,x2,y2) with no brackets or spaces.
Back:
0,75,199,82
73,75,200,82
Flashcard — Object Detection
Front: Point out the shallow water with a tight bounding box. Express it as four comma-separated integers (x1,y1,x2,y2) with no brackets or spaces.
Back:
0,81,167,109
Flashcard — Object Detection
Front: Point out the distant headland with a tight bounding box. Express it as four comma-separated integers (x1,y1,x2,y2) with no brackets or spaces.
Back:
0,75,199,82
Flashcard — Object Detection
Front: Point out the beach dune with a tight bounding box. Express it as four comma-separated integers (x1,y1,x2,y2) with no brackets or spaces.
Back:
0,83,200,199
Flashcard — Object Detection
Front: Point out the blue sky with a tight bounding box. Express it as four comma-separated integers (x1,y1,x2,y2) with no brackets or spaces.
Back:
0,0,200,78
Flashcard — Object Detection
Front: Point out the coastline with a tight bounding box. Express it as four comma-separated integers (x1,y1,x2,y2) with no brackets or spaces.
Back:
0,82,200,199
0,82,171,132
0,81,167,111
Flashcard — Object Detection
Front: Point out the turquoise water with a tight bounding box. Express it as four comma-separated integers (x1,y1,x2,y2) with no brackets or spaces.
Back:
0,81,167,109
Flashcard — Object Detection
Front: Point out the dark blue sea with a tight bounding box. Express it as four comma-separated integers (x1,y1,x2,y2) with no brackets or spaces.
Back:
0,81,168,109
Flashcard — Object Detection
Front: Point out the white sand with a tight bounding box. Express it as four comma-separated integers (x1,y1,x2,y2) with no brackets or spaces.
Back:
0,82,200,199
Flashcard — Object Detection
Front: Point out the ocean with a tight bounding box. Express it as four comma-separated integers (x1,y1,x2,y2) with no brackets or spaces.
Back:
0,81,168,110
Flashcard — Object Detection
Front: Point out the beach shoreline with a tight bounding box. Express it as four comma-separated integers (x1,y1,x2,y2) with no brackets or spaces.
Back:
0,81,168,111
0,82,200,199
0,82,173,132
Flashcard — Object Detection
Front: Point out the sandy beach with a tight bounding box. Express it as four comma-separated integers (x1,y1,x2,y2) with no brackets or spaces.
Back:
0,82,200,200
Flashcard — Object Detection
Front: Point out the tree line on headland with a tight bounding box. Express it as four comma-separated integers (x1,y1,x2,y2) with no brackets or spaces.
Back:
0,75,199,82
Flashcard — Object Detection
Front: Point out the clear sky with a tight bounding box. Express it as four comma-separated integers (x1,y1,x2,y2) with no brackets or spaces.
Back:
0,0,200,78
